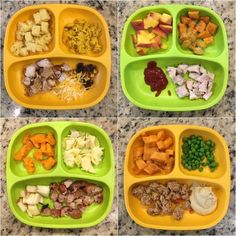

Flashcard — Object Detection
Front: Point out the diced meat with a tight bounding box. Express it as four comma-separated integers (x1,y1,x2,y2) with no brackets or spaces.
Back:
94,193,103,203
175,85,189,98
59,184,67,195
50,192,58,201
25,64,37,77
61,63,71,71
189,72,199,80
172,75,185,86
54,201,63,210
61,207,70,216
66,193,75,203
63,179,73,188
23,77,31,86
50,208,61,217
200,66,207,74
186,79,193,90
167,67,177,78
83,184,103,195
70,209,82,219
177,64,188,74
203,91,212,100
173,205,184,220
37,59,53,68
147,206,161,215
187,65,200,74
41,206,51,216
189,90,199,100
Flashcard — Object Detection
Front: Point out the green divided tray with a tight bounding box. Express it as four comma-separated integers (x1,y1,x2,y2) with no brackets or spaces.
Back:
120,5,228,111
6,121,115,228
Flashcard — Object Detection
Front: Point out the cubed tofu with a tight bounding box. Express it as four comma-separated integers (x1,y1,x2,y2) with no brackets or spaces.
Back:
26,42,37,53
24,32,33,42
41,21,49,34
32,25,41,36
33,12,41,24
39,9,50,22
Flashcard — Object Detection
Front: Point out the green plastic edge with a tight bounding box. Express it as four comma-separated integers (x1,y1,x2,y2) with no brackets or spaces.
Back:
6,121,115,228
120,4,229,111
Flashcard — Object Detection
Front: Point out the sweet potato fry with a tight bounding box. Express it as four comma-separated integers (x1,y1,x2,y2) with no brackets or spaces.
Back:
34,149,43,161
163,137,173,149
144,163,161,175
179,23,187,34
200,16,210,24
203,36,214,45
22,134,31,145
23,157,35,174
197,30,211,39
133,146,144,158
166,149,174,156
181,16,191,24
30,134,46,148
150,152,169,162
142,135,158,144
136,159,147,170
156,141,165,150
157,130,165,141
195,20,206,33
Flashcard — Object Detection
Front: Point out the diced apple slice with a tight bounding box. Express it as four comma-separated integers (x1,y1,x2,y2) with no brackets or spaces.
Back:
151,35,162,49
144,15,159,29
159,24,172,34
136,47,149,55
160,13,172,25
148,11,162,21
131,19,145,31
136,30,156,48
152,26,167,39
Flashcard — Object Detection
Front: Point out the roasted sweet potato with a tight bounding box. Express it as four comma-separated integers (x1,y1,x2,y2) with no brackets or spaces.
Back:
14,141,33,161
181,16,191,24
203,36,214,45
195,20,206,33
150,152,169,162
179,23,187,34
200,16,210,24
142,134,158,144
136,159,147,170
206,22,218,35
46,132,56,146
144,163,161,175
197,30,211,39
188,11,199,20
23,157,35,174
30,134,47,148
41,157,56,170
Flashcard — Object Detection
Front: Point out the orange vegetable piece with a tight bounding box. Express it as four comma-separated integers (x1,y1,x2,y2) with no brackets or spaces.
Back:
166,149,174,156
46,132,56,146
41,157,56,170
133,166,142,175
188,11,199,20
163,137,173,149
179,23,187,34
206,22,218,35
157,130,165,141
133,146,144,158
22,134,31,145
136,159,147,170
45,143,54,157
143,145,158,160
40,142,47,153
30,134,46,148
200,16,210,24
181,16,191,24
165,157,175,172
34,149,43,161
195,20,206,33
156,141,165,150
203,36,214,45
23,157,35,174
14,141,33,161
150,152,169,162
189,20,197,30
197,30,211,39
142,135,158,144
144,163,161,175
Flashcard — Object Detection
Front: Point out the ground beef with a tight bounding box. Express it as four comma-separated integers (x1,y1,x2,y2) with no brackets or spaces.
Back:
131,181,191,220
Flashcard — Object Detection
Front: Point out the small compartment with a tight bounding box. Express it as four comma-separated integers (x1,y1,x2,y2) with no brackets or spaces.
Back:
9,177,111,228
6,57,108,109
179,127,228,178
124,7,173,57
126,126,176,177
59,7,108,57
176,7,226,57
126,179,228,230
9,125,58,177
122,57,225,111
61,123,113,177
6,7,56,57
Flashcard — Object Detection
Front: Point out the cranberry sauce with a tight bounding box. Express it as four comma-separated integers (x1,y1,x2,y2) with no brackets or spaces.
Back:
144,61,168,96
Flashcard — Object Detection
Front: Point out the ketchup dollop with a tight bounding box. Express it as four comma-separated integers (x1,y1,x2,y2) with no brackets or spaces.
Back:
144,61,168,96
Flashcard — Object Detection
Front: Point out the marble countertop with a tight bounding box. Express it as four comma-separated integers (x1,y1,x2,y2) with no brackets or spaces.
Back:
118,0,235,117
0,117,117,236
118,117,235,235
1,0,117,117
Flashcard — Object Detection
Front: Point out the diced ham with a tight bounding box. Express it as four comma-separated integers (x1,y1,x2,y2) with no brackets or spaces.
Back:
203,91,212,100
187,65,200,74
175,85,189,98
177,64,188,74
172,75,185,86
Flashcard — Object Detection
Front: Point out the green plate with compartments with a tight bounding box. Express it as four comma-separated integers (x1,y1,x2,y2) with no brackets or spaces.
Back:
6,121,114,228
120,5,228,111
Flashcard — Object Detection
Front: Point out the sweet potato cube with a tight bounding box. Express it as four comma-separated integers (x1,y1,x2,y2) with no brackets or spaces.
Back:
156,141,165,150
133,166,142,175
179,23,187,34
188,11,199,20
45,143,54,157
23,157,35,174
133,146,144,158
46,132,56,146
197,30,211,39
181,16,191,24
30,134,46,148
143,145,158,160
189,20,197,30
34,149,43,161
200,16,210,24
22,134,31,145
197,40,207,48
136,159,147,170
40,142,47,152
163,137,173,149
195,20,206,33
165,149,174,156
14,141,33,161
157,130,165,141
142,135,158,144
203,36,214,45
41,157,56,170
144,163,161,175
165,157,175,172
206,22,218,35
150,152,169,162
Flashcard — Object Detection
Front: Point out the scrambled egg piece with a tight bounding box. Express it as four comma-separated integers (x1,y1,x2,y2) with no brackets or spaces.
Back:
63,19,102,54
11,9,52,56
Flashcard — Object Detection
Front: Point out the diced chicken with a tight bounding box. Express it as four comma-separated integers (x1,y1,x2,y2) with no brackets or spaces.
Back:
203,91,212,100
187,65,200,74
37,59,52,68
23,77,31,86
186,80,193,90
200,66,207,74
177,64,188,74
27,205,40,216
175,85,189,98
25,64,37,77
198,81,208,93
189,90,199,100
61,64,71,72
17,199,27,212
166,67,177,79
172,75,185,86
189,72,199,80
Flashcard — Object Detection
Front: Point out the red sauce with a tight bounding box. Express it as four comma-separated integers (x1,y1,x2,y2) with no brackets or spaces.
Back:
144,61,168,96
